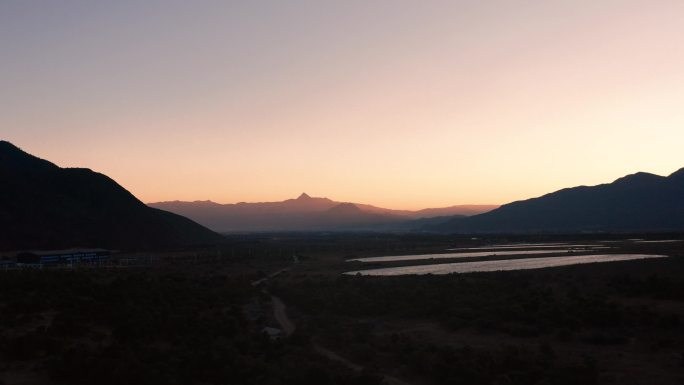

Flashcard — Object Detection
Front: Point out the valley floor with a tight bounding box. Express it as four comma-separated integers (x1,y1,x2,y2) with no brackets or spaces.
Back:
1,233,683,384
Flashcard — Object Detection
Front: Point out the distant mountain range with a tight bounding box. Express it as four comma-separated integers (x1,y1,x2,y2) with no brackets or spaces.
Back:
427,168,684,233
0,141,223,251
5,139,680,245
149,194,497,232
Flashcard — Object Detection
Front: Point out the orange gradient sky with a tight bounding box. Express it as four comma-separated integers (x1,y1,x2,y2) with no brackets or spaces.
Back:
2,1,683,210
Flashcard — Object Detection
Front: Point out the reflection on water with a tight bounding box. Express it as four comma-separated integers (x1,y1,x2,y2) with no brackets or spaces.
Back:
634,240,682,243
348,248,608,263
456,242,570,248
344,254,668,276
447,244,605,251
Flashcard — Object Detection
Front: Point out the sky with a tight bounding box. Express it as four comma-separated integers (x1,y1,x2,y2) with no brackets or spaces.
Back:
2,1,683,210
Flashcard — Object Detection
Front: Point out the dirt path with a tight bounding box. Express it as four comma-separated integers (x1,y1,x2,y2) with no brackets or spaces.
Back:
268,291,414,385
313,344,413,385
270,294,296,336
251,268,415,385
251,268,288,287
313,344,364,371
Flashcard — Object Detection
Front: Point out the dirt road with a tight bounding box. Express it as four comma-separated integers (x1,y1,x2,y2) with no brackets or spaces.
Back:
270,294,295,336
253,268,414,385
268,291,413,385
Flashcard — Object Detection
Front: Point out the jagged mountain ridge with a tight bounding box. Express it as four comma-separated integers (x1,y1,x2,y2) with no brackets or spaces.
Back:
150,194,496,232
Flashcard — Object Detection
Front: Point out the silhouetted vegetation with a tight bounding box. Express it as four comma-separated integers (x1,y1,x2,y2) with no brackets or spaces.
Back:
2,234,683,384
274,252,684,384
0,270,381,385
277,270,682,340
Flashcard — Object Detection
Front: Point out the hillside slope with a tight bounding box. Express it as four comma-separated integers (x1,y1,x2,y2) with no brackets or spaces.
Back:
0,141,223,250
428,169,684,233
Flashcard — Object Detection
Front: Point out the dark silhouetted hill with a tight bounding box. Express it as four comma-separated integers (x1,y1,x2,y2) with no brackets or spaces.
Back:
427,168,684,233
0,141,223,251
150,194,496,232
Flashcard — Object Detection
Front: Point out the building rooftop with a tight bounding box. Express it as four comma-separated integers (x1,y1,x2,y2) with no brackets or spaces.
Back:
20,248,111,256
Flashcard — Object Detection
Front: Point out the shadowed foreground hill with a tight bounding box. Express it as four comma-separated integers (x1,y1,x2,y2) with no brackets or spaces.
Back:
429,168,684,233
0,141,223,251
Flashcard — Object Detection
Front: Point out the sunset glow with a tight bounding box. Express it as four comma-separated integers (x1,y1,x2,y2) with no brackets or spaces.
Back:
2,1,683,209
